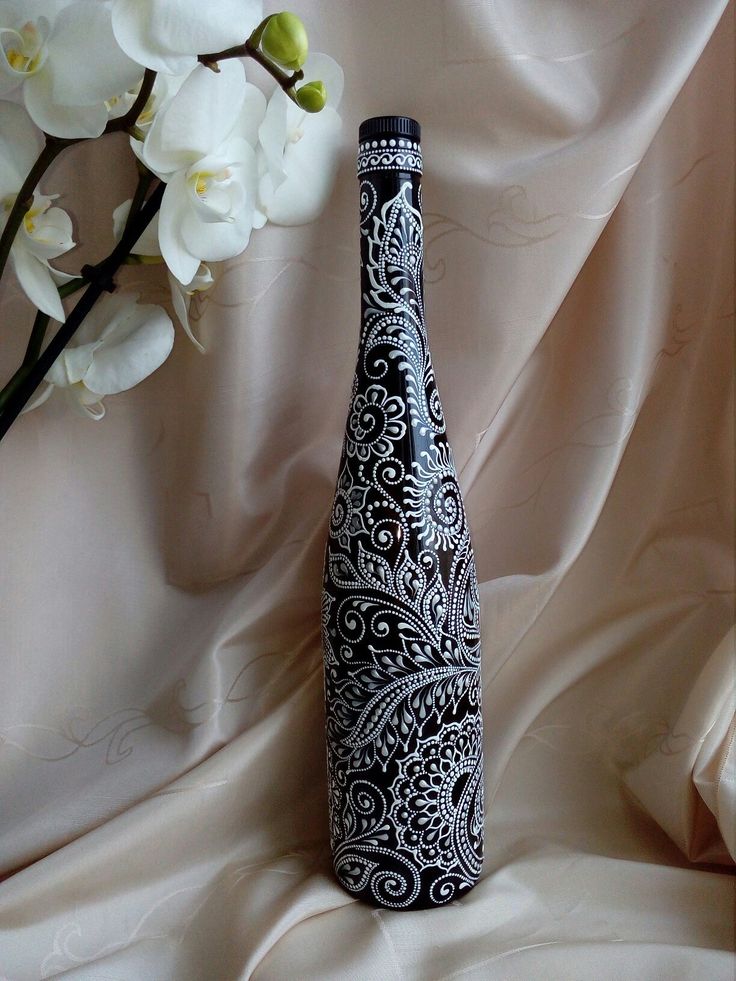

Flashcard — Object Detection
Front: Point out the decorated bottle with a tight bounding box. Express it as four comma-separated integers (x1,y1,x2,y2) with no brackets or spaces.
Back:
321,116,484,910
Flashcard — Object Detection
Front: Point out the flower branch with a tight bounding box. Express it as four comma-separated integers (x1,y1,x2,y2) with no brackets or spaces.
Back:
198,41,304,101
0,181,165,437
0,69,157,292
0,2,344,435
22,310,50,367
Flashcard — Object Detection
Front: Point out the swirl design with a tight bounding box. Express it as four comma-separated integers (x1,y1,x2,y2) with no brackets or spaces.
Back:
323,174,483,909
357,138,423,177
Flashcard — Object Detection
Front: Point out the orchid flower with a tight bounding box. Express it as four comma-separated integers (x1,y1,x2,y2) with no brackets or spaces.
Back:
25,291,175,419
257,53,344,226
0,0,143,138
0,100,74,320
111,0,263,75
140,60,265,285
112,197,212,352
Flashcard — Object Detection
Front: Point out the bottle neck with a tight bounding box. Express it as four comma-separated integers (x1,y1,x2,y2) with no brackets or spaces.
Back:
357,161,425,346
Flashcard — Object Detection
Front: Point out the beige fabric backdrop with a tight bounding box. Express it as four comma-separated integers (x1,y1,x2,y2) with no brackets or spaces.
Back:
0,1,734,978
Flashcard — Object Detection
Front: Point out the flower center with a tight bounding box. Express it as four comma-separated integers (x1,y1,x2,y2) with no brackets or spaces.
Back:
23,200,47,235
1,194,52,237
2,21,45,75
191,168,231,199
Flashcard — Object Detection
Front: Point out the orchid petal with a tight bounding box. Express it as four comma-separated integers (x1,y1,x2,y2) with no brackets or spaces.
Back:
23,204,74,259
158,170,200,284
48,264,76,287
68,290,131,347
11,244,64,319
47,1,142,107
53,342,99,385
231,82,266,146
261,106,342,226
112,0,262,73
142,61,246,176
180,206,253,262
179,140,257,260
112,0,194,75
257,89,288,190
83,300,174,395
66,386,106,419
168,269,206,353
134,69,191,131
24,66,108,138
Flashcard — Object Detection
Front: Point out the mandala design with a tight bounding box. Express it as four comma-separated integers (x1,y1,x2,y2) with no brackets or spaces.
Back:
345,384,407,460
391,718,484,880
322,168,483,910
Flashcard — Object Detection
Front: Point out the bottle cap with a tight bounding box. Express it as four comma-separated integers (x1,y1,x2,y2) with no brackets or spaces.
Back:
359,116,421,143
357,116,422,177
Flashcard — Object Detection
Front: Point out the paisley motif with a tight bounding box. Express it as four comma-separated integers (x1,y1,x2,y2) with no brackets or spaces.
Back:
323,152,484,909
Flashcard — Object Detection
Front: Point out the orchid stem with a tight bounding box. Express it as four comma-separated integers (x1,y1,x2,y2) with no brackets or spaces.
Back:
58,277,86,299
22,310,50,367
0,364,30,414
198,39,303,102
123,165,155,240
0,181,165,442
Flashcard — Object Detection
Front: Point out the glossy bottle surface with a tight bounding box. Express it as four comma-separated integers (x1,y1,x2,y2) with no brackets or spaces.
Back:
321,117,484,909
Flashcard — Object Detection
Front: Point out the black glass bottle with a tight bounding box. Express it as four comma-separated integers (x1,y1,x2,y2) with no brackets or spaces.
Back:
321,116,484,910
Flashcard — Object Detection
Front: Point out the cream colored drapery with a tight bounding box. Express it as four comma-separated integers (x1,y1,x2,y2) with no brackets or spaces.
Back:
0,1,733,978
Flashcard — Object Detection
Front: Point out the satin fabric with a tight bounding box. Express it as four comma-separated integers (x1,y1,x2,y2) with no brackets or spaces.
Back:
0,1,733,977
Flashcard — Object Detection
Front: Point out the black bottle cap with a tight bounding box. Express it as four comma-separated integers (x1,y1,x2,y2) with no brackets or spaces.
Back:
359,116,421,143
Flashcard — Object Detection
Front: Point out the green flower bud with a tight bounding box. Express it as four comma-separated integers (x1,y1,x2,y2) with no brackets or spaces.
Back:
261,12,308,70
296,80,326,113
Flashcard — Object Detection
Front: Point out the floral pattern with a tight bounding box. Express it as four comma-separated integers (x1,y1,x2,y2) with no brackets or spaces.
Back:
392,717,484,879
345,384,407,460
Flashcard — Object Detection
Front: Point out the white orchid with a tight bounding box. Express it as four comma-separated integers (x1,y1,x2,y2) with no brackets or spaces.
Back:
257,53,344,226
112,197,212,352
0,0,143,138
140,60,265,284
112,0,263,75
0,2,345,431
0,100,74,320
25,291,175,419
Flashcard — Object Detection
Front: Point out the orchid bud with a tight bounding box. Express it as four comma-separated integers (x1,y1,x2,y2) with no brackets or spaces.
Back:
296,80,326,113
261,12,309,70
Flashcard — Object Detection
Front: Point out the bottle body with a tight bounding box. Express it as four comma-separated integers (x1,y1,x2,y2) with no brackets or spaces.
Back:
321,118,484,909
